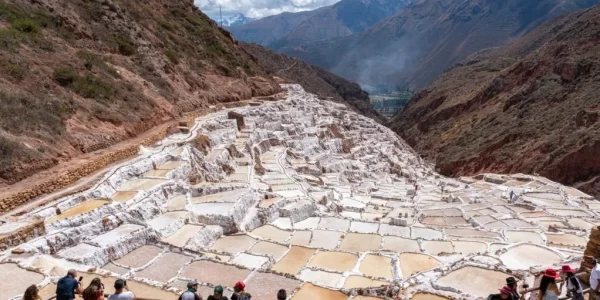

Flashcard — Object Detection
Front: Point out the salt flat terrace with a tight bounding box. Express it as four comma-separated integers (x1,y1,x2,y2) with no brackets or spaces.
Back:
0,84,598,300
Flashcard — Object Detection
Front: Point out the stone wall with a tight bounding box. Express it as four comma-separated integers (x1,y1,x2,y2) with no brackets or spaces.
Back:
0,129,170,214
0,219,45,250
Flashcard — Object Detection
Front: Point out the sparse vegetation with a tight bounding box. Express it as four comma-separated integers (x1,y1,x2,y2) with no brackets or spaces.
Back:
53,67,76,86
110,34,136,56
73,74,115,99
164,49,180,64
0,90,72,135
75,50,121,78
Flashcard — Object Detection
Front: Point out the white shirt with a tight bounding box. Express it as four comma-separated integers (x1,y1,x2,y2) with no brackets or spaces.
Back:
108,291,135,300
591,264,600,290
566,276,583,293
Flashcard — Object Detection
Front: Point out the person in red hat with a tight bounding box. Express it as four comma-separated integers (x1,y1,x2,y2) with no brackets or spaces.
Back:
487,286,513,300
231,282,251,300
560,265,583,300
538,268,560,300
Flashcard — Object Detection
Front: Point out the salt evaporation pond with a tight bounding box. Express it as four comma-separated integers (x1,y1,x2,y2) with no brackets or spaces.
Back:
0,85,598,299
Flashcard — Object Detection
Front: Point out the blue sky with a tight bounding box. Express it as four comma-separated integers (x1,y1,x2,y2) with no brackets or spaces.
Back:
194,0,340,19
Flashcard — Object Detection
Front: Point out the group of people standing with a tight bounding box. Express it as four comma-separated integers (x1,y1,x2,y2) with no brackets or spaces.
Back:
23,269,287,300
490,265,585,300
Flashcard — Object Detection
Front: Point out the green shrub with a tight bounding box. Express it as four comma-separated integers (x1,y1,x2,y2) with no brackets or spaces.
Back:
110,34,136,56
164,49,179,64
12,18,39,33
5,63,25,80
73,75,114,99
53,67,76,86
0,91,66,134
0,29,21,50
75,50,121,78
157,19,174,31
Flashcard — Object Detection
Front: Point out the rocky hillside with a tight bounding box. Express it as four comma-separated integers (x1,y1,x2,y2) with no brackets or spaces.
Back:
390,5,600,197
283,0,599,91
241,42,384,123
229,0,411,50
0,0,281,186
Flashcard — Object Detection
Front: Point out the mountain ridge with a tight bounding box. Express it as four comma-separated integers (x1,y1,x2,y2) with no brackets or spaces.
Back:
390,4,600,197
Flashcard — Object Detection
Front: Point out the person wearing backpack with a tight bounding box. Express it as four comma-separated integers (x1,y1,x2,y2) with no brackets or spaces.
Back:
560,265,584,300
230,282,251,300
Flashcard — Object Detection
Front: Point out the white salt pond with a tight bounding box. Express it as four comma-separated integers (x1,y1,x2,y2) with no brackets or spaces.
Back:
1,85,598,300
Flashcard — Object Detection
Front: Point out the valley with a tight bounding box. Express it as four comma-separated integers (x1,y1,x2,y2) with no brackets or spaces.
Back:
1,86,596,300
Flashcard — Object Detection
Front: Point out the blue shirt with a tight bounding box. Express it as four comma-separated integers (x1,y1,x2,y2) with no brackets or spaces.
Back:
56,276,79,300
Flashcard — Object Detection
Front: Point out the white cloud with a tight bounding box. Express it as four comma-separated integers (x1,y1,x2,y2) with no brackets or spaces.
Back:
195,0,340,18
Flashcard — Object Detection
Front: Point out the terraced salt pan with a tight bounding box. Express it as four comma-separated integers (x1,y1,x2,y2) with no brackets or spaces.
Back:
382,236,420,252
147,211,188,232
157,161,183,169
91,224,143,245
46,200,109,223
272,246,316,275
166,195,187,211
114,245,163,268
249,241,289,260
210,234,257,253
144,169,171,177
309,230,343,249
452,241,487,255
0,263,45,300
505,230,544,245
190,202,233,215
422,241,453,255
343,275,388,289
245,272,301,300
500,244,562,270
251,225,291,243
191,188,248,203
135,252,192,282
298,269,343,287
379,224,410,237
289,230,312,246
359,254,393,279
161,224,204,247
181,260,252,286
340,233,382,252
318,217,350,231
231,253,269,269
399,253,442,276
118,178,167,191
412,293,449,300
546,208,591,217
291,283,347,300
546,233,586,247
0,221,31,234
411,227,443,240
436,266,509,298
309,251,358,272
111,191,138,202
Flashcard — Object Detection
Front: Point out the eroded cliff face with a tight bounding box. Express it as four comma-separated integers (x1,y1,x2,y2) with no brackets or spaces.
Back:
0,0,280,185
390,6,600,197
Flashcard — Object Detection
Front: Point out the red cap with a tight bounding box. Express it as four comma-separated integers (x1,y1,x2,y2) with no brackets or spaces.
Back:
561,265,576,273
543,268,560,279
499,286,512,295
234,281,246,290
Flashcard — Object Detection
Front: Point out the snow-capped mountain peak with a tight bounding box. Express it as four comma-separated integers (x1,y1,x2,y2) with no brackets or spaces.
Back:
221,13,255,27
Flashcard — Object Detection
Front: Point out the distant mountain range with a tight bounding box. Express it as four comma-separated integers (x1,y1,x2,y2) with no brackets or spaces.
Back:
221,13,255,27
280,0,600,91
229,0,413,49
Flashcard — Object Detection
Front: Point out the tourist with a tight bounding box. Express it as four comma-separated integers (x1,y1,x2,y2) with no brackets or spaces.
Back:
591,258,600,300
207,285,228,300
560,265,583,300
107,279,136,300
276,289,286,300
506,277,520,300
23,285,41,300
83,278,105,300
56,269,82,300
178,281,202,300
487,286,513,300
538,268,560,300
231,281,251,300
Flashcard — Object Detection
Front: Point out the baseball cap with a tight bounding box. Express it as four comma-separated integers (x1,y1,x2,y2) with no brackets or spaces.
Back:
187,281,198,289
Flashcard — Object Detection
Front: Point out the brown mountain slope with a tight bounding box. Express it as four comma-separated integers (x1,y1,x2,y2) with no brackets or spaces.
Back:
282,0,600,91
0,0,280,186
241,42,384,123
390,5,600,197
